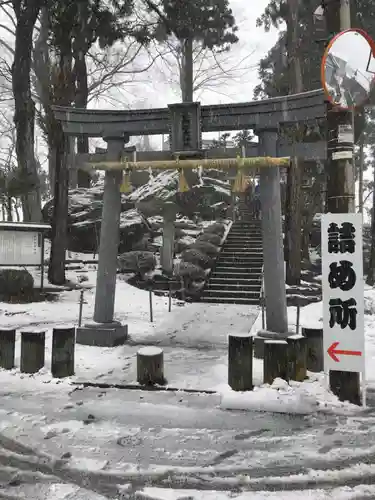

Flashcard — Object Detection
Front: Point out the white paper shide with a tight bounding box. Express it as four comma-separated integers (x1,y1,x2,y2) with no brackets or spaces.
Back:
321,213,365,373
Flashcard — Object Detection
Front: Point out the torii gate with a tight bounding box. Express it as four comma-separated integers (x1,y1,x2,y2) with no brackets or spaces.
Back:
53,90,326,347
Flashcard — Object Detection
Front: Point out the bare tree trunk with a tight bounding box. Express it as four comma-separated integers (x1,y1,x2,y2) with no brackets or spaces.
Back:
358,137,364,213
48,122,69,285
74,52,90,187
47,42,73,285
366,163,375,286
68,136,77,188
285,156,302,284
284,0,303,285
301,172,324,260
180,38,194,102
48,149,56,188
11,0,42,222
14,201,20,221
301,228,310,260
6,197,13,222
33,8,54,189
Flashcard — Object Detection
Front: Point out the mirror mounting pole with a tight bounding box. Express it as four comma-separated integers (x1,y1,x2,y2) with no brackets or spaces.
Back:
324,0,361,407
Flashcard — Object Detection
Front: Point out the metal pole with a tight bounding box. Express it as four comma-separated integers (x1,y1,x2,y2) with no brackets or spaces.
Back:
358,136,364,214
296,304,300,335
339,0,351,29
168,282,172,312
40,233,45,292
149,289,153,322
78,290,84,327
261,295,265,330
325,0,360,403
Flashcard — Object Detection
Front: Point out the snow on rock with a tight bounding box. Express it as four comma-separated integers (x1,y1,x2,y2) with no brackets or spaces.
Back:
43,484,110,499
43,188,151,253
42,169,231,253
127,170,178,203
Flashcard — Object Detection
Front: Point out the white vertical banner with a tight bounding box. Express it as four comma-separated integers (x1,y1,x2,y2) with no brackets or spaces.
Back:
321,213,365,374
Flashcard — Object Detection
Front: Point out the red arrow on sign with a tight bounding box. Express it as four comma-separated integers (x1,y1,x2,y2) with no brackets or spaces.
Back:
327,342,362,362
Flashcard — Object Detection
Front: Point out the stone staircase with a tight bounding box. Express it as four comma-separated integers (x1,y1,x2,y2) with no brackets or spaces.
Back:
200,215,263,305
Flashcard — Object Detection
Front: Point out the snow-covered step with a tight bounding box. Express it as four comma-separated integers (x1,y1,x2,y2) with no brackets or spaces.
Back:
200,295,260,304
210,277,261,285
205,283,260,292
197,213,263,305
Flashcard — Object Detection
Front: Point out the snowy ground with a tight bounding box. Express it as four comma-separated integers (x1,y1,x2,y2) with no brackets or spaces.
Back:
1,383,375,498
0,268,375,497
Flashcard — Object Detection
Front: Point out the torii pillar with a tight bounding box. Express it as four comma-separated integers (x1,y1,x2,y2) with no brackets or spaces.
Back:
254,128,289,355
76,134,129,346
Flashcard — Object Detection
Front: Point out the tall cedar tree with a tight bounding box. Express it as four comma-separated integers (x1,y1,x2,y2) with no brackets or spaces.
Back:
255,0,375,276
284,0,303,285
12,0,45,222
70,0,150,187
256,0,312,284
47,0,151,284
144,0,238,101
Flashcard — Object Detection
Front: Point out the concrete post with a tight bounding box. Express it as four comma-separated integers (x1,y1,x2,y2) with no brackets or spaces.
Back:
76,135,128,347
161,202,177,275
258,129,288,336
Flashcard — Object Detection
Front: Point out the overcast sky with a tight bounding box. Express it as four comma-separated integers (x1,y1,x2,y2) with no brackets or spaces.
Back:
330,30,374,87
145,0,280,108
129,0,280,145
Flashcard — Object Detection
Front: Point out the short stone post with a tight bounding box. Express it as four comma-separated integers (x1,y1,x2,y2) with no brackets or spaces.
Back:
160,202,177,275
20,331,45,374
137,347,165,385
302,327,323,372
51,326,75,378
0,328,16,370
263,340,289,385
287,335,307,382
228,333,253,391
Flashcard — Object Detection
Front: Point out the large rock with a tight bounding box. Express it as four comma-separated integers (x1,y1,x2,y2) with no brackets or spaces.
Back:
68,209,151,253
42,168,232,253
42,186,151,253
126,170,232,219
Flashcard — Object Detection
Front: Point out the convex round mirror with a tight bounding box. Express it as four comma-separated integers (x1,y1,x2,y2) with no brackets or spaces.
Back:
321,29,375,109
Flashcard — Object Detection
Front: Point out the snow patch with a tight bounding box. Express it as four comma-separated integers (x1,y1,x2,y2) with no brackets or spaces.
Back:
136,485,375,499
220,376,360,415
137,346,163,356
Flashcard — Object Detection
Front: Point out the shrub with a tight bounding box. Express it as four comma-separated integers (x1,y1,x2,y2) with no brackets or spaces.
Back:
174,261,205,280
181,248,213,269
197,233,222,246
117,251,156,276
0,269,34,299
204,222,226,237
188,240,219,258
175,236,195,254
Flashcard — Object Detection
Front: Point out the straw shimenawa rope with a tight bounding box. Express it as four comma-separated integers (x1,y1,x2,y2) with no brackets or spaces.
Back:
83,156,291,171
